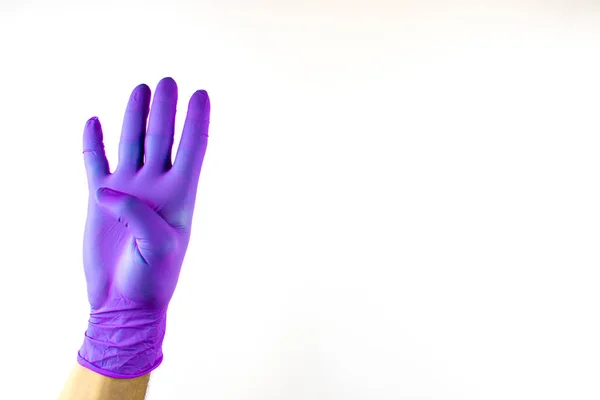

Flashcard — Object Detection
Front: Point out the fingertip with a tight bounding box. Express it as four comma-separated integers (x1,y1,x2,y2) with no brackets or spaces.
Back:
86,116,99,127
149,77,178,108
95,187,105,201
188,90,210,118
136,83,151,92
156,77,178,97
195,89,209,102
133,84,151,102
96,186,117,200
160,76,176,85
83,116,103,146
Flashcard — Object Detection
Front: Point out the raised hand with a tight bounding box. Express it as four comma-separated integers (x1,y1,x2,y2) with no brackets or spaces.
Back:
78,77,211,378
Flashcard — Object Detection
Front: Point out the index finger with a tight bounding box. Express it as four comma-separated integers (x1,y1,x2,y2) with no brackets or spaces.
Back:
172,90,210,179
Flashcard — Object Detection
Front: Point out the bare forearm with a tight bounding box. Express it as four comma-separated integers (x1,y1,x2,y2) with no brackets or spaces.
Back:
58,363,150,400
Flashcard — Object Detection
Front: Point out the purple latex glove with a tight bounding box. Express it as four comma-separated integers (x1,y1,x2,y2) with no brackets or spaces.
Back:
77,77,210,378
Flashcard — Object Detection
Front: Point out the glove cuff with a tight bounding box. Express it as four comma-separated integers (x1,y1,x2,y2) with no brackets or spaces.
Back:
77,306,167,379
77,352,164,379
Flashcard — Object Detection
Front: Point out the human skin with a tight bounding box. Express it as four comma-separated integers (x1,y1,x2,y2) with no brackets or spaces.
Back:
58,364,150,400
58,77,211,399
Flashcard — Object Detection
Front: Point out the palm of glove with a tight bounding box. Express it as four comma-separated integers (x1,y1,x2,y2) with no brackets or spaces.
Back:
84,174,187,310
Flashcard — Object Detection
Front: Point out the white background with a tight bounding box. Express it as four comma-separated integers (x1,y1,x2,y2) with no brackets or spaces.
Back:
1,1,600,399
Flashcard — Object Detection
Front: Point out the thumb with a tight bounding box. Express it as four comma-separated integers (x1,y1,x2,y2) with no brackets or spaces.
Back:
96,188,176,261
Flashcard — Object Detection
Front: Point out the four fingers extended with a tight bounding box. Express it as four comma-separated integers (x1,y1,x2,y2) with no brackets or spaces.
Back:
83,78,210,184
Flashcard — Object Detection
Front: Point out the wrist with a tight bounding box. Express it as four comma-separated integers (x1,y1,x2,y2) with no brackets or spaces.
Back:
78,302,167,379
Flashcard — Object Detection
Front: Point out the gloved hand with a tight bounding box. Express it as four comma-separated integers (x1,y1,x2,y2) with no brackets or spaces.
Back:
78,77,211,378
